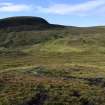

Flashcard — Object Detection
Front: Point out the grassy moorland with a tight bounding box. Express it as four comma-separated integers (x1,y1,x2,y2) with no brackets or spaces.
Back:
0,17,105,105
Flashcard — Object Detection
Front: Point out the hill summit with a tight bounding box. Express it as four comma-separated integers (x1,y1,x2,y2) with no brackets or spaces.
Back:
0,16,65,31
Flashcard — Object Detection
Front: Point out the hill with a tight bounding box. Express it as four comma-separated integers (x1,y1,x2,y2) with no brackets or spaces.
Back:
0,16,65,31
0,16,66,47
1,16,105,105
0,16,105,48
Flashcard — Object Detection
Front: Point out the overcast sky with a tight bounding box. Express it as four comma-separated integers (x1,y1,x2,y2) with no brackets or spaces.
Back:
0,0,105,26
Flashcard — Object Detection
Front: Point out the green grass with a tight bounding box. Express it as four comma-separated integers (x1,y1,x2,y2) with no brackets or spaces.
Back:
1,27,105,105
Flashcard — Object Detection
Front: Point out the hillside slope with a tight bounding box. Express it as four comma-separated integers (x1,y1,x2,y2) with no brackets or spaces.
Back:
0,16,105,48
0,16,66,47
0,16,65,31
1,16,105,105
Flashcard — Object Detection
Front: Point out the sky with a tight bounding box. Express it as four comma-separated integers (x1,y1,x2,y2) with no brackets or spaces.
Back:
0,0,105,26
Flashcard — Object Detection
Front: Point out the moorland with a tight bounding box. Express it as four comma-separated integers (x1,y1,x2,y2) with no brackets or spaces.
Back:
0,16,105,105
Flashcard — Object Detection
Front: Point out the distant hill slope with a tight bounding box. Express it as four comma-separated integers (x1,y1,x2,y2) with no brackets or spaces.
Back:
0,16,105,48
0,16,66,47
0,16,65,31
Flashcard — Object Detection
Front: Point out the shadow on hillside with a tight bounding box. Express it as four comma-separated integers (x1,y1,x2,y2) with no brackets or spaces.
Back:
25,85,48,105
